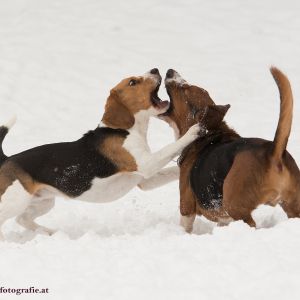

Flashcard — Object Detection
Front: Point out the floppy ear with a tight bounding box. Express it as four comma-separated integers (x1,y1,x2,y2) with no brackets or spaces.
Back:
199,104,230,130
101,90,135,129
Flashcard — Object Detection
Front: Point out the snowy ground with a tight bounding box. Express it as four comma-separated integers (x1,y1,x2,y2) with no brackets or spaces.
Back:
1,0,300,299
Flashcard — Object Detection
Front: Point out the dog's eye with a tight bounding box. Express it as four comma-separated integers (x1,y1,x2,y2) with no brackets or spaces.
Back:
129,79,137,86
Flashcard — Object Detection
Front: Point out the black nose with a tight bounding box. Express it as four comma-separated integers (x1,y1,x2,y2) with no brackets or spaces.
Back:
150,68,159,75
166,69,175,78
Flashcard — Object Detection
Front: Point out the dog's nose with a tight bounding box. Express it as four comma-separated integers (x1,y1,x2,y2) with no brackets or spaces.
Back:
150,68,159,75
166,69,175,78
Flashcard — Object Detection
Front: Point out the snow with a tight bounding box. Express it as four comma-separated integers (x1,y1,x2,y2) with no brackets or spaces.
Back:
1,0,300,299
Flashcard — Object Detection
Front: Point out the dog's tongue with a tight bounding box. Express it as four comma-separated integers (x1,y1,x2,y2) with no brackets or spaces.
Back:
151,94,169,110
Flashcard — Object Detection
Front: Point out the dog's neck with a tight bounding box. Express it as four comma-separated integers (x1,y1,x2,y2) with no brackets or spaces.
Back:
197,121,240,147
212,121,240,140
130,110,150,137
100,109,150,139
178,121,240,166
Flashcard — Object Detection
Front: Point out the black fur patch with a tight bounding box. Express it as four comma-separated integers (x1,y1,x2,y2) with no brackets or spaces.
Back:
190,137,269,209
9,127,129,197
0,125,9,165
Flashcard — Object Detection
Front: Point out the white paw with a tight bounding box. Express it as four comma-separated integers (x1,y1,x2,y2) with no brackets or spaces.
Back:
186,123,207,139
185,124,206,142
180,215,195,233
187,123,199,136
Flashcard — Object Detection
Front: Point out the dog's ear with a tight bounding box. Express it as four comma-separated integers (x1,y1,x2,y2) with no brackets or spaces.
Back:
212,104,230,118
198,104,230,130
101,90,135,129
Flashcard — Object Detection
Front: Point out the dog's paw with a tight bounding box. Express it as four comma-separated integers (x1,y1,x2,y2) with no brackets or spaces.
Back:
187,123,200,137
186,124,207,141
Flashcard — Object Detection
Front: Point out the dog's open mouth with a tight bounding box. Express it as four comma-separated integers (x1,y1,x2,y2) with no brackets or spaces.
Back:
158,88,173,116
151,84,169,111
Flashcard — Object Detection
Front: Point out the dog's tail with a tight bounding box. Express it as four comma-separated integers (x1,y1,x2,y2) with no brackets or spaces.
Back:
0,116,16,165
271,67,293,162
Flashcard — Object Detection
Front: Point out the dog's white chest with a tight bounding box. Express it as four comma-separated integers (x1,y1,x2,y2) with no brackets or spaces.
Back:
75,173,142,203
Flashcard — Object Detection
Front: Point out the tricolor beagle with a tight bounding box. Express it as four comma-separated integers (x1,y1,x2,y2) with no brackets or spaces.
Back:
0,68,200,239
161,67,300,232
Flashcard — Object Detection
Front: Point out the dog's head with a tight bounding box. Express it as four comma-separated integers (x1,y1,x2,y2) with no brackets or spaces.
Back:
102,68,169,129
162,69,230,138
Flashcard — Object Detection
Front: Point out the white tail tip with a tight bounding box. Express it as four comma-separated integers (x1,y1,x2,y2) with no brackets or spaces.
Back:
4,115,17,129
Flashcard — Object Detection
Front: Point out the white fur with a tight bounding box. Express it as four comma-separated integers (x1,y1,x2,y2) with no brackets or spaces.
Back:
165,71,188,85
124,109,199,179
16,195,55,235
168,119,180,140
138,166,179,190
143,71,161,85
4,115,17,129
75,173,142,203
31,173,142,204
0,181,31,240
180,214,196,233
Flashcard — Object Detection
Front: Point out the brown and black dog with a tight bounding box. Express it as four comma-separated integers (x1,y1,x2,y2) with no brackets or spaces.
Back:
161,67,300,232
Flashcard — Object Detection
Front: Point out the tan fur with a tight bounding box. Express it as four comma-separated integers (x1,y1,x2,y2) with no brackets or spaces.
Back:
102,76,157,129
271,67,293,162
0,162,17,197
0,161,42,198
102,91,135,129
162,83,215,136
179,155,197,217
101,135,137,172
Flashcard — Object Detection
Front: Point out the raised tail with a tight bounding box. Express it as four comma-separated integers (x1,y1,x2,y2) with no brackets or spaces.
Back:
270,67,293,162
0,116,16,165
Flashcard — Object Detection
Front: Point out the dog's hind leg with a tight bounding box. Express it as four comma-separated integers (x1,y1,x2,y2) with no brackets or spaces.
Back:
280,192,300,219
138,166,179,190
16,193,55,235
0,180,31,240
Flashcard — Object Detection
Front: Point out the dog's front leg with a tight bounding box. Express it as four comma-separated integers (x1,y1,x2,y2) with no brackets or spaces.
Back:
138,166,179,190
138,124,200,179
